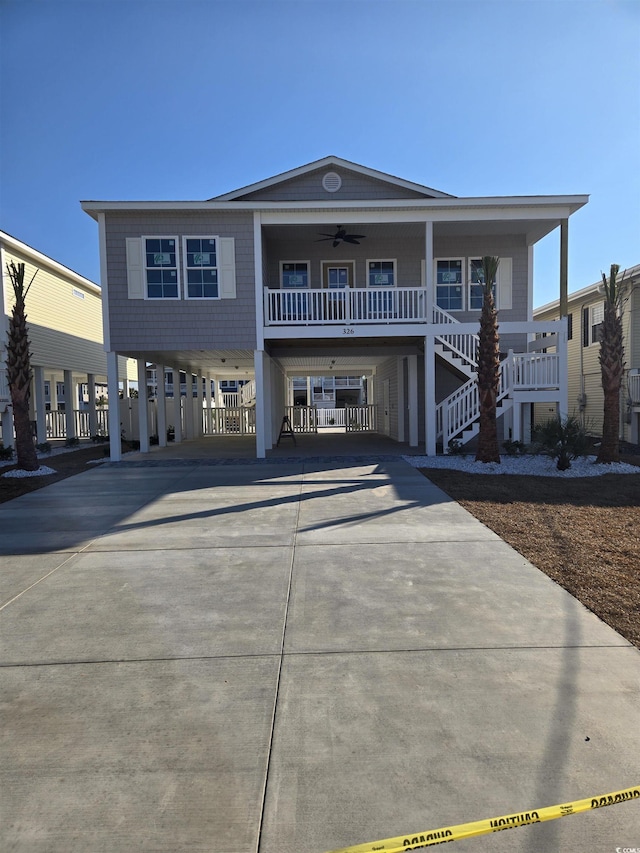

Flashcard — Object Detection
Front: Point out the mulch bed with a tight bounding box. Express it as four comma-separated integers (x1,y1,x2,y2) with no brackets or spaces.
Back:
0,445,111,503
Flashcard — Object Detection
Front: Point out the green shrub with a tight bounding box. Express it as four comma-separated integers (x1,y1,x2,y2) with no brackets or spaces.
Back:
36,442,52,454
533,415,590,470
0,443,14,461
65,436,80,447
502,439,526,456
447,439,464,455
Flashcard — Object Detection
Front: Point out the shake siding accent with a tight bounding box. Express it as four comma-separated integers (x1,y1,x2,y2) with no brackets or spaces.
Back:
105,212,256,351
235,168,431,202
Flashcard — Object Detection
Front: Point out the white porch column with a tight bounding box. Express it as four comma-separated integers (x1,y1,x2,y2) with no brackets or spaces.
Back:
49,374,59,410
397,359,405,443
173,387,183,443
183,374,194,439
106,352,121,462
156,364,167,446
63,369,75,440
558,318,569,420
254,350,267,459
512,402,522,444
137,359,149,453
87,374,98,437
34,366,46,444
560,218,569,319
196,371,204,437
408,354,418,447
425,220,434,321
424,335,436,455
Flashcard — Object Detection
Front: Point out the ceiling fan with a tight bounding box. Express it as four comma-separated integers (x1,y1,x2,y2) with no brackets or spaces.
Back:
316,226,366,248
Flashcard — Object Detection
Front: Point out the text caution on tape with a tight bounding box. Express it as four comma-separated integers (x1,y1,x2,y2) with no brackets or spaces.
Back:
325,785,640,852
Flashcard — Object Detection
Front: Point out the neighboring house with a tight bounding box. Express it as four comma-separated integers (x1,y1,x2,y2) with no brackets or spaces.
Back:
534,263,640,445
81,156,588,460
0,231,135,445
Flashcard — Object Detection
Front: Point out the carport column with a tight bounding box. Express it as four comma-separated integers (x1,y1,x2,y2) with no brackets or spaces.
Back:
196,370,204,437
63,369,76,440
407,354,418,447
34,366,47,443
173,384,183,443
254,349,267,458
106,351,121,462
424,335,436,456
137,359,149,453
156,364,167,447
87,374,98,437
182,374,193,439
397,359,405,442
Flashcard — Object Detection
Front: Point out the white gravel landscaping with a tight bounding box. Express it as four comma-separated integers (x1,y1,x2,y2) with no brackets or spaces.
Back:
402,454,640,477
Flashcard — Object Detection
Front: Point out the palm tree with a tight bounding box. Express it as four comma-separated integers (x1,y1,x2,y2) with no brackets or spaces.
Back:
596,264,626,463
5,261,39,471
475,255,501,463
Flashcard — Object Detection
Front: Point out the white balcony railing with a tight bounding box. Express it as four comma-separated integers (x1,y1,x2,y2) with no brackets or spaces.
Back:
630,373,640,405
512,353,560,389
265,287,427,325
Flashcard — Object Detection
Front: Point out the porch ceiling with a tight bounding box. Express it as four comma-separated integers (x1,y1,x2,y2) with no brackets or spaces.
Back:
263,218,562,243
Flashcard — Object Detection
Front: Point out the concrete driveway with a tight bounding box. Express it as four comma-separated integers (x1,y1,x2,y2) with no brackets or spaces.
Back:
1,457,639,852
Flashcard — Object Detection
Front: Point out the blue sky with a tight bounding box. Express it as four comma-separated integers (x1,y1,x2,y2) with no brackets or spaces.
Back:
1,0,638,307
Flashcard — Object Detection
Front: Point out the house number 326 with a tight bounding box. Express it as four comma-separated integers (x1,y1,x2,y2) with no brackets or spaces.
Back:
342,327,355,335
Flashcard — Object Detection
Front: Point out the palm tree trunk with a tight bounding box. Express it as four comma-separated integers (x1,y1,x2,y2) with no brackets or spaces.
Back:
475,257,501,463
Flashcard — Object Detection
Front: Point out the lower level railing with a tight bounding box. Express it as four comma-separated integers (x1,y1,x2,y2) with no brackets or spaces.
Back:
203,407,256,435
45,409,109,439
630,372,640,405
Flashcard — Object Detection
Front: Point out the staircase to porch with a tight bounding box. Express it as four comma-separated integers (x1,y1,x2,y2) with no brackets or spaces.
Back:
433,308,561,451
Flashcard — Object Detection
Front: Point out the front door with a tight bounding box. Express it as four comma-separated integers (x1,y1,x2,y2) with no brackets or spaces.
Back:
322,261,354,321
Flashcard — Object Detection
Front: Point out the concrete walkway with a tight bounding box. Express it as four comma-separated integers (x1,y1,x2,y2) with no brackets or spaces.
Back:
1,457,639,852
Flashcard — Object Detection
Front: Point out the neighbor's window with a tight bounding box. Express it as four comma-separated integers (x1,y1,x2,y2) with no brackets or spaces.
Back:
469,259,497,310
368,260,395,287
281,262,309,288
184,237,219,299
435,258,463,311
145,238,179,299
590,303,604,345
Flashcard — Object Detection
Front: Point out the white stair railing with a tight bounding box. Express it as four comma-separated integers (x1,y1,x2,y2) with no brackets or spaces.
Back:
240,380,256,405
438,358,513,450
432,306,479,370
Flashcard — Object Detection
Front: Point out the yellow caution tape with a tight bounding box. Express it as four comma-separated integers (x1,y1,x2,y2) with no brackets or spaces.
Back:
325,785,640,852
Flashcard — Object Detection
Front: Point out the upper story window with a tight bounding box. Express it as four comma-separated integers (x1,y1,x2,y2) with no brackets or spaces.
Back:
281,262,309,288
144,238,179,299
184,238,219,299
583,302,604,346
435,258,463,311
368,260,395,287
469,258,497,310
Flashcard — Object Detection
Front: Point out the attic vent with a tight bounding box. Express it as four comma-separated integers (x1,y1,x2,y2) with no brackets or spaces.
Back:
322,172,342,193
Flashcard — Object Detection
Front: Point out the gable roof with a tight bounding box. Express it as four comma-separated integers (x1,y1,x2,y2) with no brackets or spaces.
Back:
209,156,455,202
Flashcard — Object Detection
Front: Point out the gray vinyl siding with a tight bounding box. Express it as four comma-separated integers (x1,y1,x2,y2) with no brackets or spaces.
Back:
236,167,432,202
104,212,256,352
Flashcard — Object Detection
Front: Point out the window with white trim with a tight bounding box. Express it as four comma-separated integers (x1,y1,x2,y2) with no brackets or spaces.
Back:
584,302,604,347
281,262,309,288
144,237,179,299
435,258,463,311
469,258,497,310
368,260,395,287
183,237,219,299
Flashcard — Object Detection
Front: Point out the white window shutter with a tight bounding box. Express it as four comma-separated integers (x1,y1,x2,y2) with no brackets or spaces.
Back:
498,257,512,310
126,238,144,299
219,237,236,299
